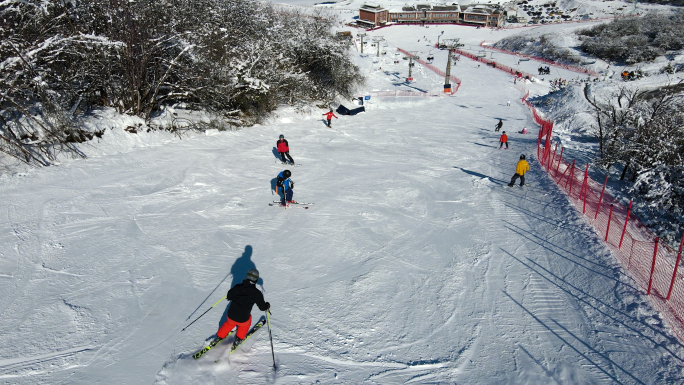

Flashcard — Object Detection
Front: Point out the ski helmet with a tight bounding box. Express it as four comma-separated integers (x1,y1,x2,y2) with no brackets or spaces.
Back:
246,269,259,283
502,131,506,134
279,134,284,139
283,170,291,178
520,154,526,160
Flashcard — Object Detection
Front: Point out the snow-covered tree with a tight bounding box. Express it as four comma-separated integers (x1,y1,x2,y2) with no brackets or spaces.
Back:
587,84,684,244
578,12,684,64
0,0,362,164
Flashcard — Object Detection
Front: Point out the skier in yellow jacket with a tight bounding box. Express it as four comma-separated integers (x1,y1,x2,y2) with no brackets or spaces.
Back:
508,154,529,187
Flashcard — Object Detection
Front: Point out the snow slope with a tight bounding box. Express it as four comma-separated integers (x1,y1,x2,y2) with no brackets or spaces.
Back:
1,17,684,385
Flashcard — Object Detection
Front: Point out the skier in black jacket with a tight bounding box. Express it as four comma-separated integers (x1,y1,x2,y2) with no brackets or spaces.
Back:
495,119,503,132
213,269,270,348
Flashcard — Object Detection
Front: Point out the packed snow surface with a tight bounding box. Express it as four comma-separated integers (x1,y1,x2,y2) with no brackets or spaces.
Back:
1,10,684,385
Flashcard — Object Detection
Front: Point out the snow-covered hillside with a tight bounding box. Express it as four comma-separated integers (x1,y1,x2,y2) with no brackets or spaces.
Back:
2,4,684,385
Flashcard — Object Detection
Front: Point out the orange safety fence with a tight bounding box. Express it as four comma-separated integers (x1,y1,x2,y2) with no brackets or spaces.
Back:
521,91,684,342
455,49,536,80
369,90,447,97
479,42,602,77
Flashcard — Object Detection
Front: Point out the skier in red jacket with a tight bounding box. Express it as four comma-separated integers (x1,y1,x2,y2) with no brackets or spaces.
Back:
499,131,509,149
276,134,294,165
323,110,338,128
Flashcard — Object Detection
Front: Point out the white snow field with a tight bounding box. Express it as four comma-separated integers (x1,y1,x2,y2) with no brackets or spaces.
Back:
2,18,684,385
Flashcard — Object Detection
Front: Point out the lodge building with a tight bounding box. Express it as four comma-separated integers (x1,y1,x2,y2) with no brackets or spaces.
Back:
358,3,504,28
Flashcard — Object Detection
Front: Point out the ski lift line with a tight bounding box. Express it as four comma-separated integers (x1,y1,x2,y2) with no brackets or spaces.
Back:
396,47,461,93
478,41,601,77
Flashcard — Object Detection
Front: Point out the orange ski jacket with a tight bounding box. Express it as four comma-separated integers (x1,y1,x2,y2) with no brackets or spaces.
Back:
516,159,529,175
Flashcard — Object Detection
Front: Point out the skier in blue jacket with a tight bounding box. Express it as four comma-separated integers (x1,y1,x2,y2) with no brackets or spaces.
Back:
276,170,295,206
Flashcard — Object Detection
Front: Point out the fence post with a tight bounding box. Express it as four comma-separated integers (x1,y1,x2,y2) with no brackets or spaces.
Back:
556,158,571,184
537,126,542,158
582,164,589,214
605,204,614,242
555,147,564,175
666,233,684,300
618,200,633,249
595,175,608,220
565,160,576,190
549,143,558,170
543,122,553,166
647,238,660,295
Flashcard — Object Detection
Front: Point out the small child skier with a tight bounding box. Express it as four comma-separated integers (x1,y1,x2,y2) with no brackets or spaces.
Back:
276,134,294,165
508,154,529,187
499,131,509,149
276,169,295,206
323,110,338,128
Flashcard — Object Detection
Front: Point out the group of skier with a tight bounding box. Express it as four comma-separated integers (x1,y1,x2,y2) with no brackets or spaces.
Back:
193,110,340,359
494,115,530,187
193,103,534,360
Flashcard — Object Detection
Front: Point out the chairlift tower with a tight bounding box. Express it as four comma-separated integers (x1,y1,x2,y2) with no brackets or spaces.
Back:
358,33,366,54
406,51,419,82
442,38,464,93
372,36,384,57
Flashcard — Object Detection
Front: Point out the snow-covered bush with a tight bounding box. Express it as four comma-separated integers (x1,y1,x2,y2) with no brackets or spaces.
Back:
577,12,684,64
492,34,580,64
0,0,362,164
587,84,684,244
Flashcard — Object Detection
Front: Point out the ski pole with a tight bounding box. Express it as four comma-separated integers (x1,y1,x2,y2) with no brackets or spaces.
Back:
266,309,276,369
181,296,226,332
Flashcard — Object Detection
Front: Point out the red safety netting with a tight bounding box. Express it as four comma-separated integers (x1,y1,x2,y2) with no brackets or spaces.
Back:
396,48,462,93
455,49,536,80
522,92,684,342
369,90,447,97
479,42,602,77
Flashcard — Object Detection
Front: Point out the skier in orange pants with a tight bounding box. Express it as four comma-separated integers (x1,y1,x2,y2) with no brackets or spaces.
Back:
212,269,270,349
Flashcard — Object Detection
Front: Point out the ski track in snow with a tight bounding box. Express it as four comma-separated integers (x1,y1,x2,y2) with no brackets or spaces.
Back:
0,16,683,385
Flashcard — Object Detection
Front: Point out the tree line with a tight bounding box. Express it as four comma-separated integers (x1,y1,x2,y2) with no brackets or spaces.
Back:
578,12,684,64
0,0,362,166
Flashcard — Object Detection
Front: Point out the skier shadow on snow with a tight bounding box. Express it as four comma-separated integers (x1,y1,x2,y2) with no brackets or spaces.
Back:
272,147,281,160
472,142,498,149
271,177,287,202
454,167,507,185
184,245,261,324
218,246,264,328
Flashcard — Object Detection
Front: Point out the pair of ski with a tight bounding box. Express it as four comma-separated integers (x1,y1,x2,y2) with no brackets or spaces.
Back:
274,161,302,167
192,316,267,360
269,200,314,209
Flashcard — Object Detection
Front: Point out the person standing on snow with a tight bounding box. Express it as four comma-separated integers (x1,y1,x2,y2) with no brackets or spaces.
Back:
499,131,509,149
276,169,295,206
212,269,270,349
508,154,529,187
323,109,338,128
276,134,294,165
495,119,503,132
